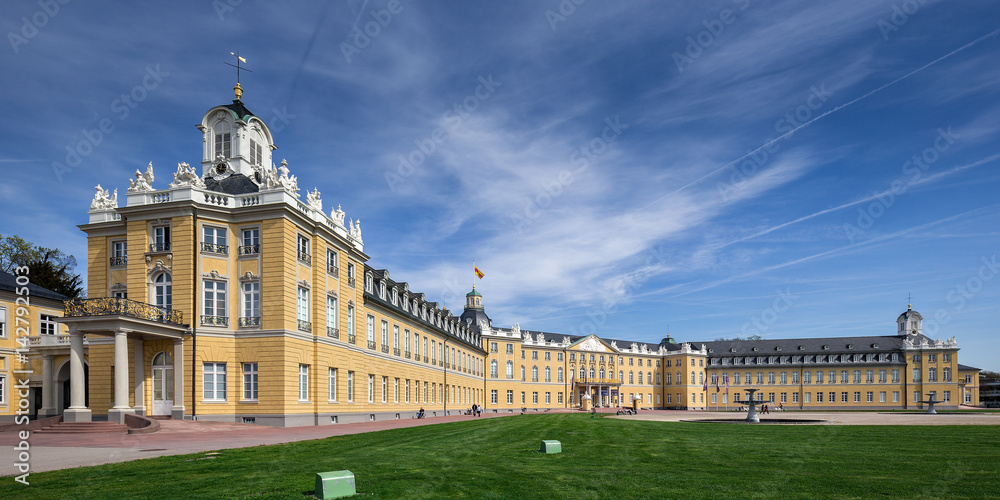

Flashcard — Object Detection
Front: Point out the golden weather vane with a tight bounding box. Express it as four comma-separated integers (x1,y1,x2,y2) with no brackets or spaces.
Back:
225,50,253,99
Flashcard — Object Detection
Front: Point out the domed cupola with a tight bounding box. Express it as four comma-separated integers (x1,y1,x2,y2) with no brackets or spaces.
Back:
460,286,491,332
195,81,276,192
896,303,922,336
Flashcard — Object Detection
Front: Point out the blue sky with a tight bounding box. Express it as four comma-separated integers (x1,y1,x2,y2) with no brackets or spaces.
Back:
2,1,999,370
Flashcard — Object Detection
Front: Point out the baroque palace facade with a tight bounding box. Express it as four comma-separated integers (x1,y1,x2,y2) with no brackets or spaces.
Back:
2,87,980,425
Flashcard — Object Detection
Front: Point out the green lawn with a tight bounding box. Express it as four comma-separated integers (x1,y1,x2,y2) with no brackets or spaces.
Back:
5,414,999,499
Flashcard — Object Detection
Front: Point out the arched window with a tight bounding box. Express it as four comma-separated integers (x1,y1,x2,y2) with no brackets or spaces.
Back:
532,366,538,382
579,367,585,380
619,370,623,382
638,371,643,385
545,367,551,382
599,368,605,379
589,367,596,379
506,361,513,379
521,366,525,381
154,273,172,309
490,360,498,378
629,371,634,384
557,367,563,382
698,372,704,384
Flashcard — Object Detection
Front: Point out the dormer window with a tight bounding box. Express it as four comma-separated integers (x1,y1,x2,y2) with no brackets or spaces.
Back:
847,344,854,350
752,347,759,352
798,345,805,350
822,345,829,350
249,139,263,166
775,346,782,351
215,131,231,158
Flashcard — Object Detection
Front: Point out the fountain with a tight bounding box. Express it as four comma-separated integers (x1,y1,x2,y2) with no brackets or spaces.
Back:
917,396,945,414
733,387,766,423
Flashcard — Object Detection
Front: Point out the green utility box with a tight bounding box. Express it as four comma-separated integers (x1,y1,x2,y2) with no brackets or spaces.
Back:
540,440,562,454
315,470,356,499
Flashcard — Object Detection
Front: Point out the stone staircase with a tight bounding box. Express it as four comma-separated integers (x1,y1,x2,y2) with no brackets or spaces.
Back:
35,421,129,434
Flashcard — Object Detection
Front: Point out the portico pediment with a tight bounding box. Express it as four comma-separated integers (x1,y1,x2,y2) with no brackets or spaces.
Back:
569,335,615,353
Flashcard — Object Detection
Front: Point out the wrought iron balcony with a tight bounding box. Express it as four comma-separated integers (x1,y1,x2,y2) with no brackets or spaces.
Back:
348,277,356,288
327,327,340,339
238,244,260,256
64,297,184,326
404,350,411,359
239,316,261,327
149,242,171,252
393,348,400,356
348,332,356,343
201,242,229,254
298,320,312,332
367,340,376,350
201,315,229,327
423,356,428,363
298,251,311,265
109,256,127,267
328,265,339,276
381,345,389,354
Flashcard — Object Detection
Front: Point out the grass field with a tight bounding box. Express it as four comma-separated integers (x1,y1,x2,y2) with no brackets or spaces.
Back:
4,414,999,499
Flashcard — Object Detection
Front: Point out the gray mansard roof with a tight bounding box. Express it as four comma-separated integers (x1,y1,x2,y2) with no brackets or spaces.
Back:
701,334,924,356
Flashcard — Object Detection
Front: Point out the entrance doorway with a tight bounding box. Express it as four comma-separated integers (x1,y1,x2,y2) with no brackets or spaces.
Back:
151,352,174,415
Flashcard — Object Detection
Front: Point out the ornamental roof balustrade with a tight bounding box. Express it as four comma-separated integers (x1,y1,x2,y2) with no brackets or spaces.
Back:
64,297,184,326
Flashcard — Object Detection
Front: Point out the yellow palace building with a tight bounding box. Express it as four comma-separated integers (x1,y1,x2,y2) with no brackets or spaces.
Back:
2,86,980,425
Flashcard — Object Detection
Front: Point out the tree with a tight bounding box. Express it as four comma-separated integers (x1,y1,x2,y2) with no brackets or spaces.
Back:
0,234,83,298
714,335,764,341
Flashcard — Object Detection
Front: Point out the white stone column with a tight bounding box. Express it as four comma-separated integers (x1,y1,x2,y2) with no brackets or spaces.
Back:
108,330,135,424
133,338,145,415
63,329,91,422
39,355,56,417
171,338,185,419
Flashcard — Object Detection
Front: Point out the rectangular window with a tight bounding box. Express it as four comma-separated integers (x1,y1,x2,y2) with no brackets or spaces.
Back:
780,393,787,403
368,374,375,403
326,296,338,336
299,364,309,401
347,262,356,287
491,389,498,404
532,392,538,404
928,367,938,382
249,139,263,166
203,281,228,326
779,372,786,384
39,314,58,335
841,370,849,384
842,392,849,403
215,132,231,158
914,391,920,403
892,369,900,383
928,354,936,363
506,390,513,404
792,393,799,403
240,228,260,255
943,353,951,363
242,362,258,401
521,392,526,404
405,329,411,356
756,372,763,384
393,325,399,354
816,371,823,384
943,390,950,402
382,376,388,403
327,250,339,276
405,379,410,403
545,392,550,404
329,368,338,402
241,282,260,327
544,352,551,361
110,240,127,266
878,369,887,383
791,372,799,384
367,315,375,346
297,287,310,331
394,378,399,403
152,225,170,252
297,235,311,264
912,368,920,383
203,362,227,401
830,392,836,403
816,392,823,403
805,392,811,403
347,371,354,402
0,307,6,338
853,370,861,384
866,391,873,403
202,226,228,254
879,391,886,403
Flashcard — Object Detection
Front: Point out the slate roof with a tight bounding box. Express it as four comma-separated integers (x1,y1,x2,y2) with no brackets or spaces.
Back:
204,173,260,195
702,335,919,356
958,363,982,371
223,99,255,121
0,269,69,302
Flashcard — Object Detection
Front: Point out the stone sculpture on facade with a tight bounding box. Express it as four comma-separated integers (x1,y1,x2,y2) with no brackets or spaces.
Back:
168,162,205,189
307,188,322,211
331,205,346,226
90,185,118,210
127,162,155,192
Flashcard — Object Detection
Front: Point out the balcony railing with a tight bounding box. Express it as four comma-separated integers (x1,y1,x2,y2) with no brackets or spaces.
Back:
238,244,260,256
348,277,356,288
367,340,376,350
381,345,389,354
393,348,400,356
328,265,339,276
149,242,171,252
327,327,340,339
239,316,261,327
298,320,312,332
404,350,411,359
348,333,356,343
201,315,229,327
110,256,127,267
64,297,184,326
298,251,311,265
423,356,428,363
201,242,229,254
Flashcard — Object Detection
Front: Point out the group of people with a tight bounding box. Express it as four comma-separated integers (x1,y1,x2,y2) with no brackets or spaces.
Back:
469,403,483,417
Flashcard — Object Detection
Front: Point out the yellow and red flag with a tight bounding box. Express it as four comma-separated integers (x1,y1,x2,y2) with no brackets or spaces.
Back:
474,266,484,279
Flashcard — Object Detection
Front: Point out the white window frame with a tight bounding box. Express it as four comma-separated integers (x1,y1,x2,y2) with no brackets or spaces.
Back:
39,313,58,336
203,362,227,401
203,280,228,324
242,362,258,401
242,281,260,325
298,364,309,402
347,371,354,402
329,368,338,402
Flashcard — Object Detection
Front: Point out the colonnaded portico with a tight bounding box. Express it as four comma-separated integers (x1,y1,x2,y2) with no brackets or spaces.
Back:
57,297,189,423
